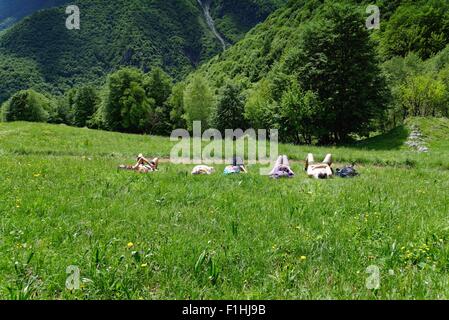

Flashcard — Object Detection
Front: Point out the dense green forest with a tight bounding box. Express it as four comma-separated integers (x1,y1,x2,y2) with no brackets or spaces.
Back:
0,0,70,30
1,0,449,144
0,0,222,100
209,0,287,43
0,0,281,103
191,0,449,143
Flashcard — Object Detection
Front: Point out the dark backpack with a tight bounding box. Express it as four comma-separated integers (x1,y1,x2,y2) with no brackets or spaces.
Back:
336,165,359,178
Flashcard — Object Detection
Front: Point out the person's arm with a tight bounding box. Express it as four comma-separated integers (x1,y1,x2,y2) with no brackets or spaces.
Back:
140,157,151,166
240,166,248,173
132,159,143,169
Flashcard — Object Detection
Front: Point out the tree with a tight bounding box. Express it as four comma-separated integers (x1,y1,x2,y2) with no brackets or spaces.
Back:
244,79,278,130
168,82,187,130
72,86,99,127
1,89,53,123
144,67,173,135
279,81,322,145
380,0,449,60
438,65,449,116
102,68,154,133
213,81,247,133
381,53,426,127
244,72,291,131
284,2,388,143
183,75,215,131
398,75,447,117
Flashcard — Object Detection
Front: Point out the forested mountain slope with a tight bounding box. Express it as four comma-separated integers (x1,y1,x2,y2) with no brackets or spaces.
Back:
208,0,287,43
0,0,284,103
0,0,70,30
187,0,449,143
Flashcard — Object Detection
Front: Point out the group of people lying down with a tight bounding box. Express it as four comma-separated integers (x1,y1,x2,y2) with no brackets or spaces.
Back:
267,154,335,179
119,154,357,179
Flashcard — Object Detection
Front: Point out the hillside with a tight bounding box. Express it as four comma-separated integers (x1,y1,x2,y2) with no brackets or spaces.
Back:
2,0,449,144
0,0,70,30
194,0,449,86
353,117,449,151
0,0,220,102
1,117,448,169
0,0,284,104
209,0,287,43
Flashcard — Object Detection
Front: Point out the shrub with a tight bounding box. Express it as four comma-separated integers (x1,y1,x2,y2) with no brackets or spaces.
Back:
102,68,154,133
1,89,54,123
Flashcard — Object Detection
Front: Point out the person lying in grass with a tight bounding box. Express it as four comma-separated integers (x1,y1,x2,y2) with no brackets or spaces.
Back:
305,153,333,179
191,165,215,175
119,154,159,173
224,157,248,175
270,155,295,179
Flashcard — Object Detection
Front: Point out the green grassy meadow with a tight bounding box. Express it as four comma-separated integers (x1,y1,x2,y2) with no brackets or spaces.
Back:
1,119,449,299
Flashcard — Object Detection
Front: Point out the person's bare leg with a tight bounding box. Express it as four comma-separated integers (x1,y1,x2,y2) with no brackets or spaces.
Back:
270,155,283,175
283,155,290,167
306,153,314,170
284,155,295,175
152,158,159,170
323,154,333,166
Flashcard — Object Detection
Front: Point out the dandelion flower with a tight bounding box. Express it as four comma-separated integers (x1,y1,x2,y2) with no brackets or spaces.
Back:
300,256,307,261
127,242,134,249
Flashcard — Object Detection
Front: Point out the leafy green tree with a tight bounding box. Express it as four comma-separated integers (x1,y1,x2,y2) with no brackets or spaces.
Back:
244,72,291,131
244,79,278,130
144,67,173,135
377,0,411,21
51,95,72,125
183,75,215,131
279,81,322,144
103,68,154,133
381,53,426,127
380,0,449,60
1,89,53,123
72,86,99,127
168,82,187,130
145,68,173,108
213,81,247,132
284,2,388,143
438,66,449,116
0,53,46,105
382,53,425,85
399,75,447,117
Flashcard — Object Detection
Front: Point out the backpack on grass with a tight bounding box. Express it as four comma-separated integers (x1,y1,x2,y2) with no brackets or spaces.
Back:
336,165,359,178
